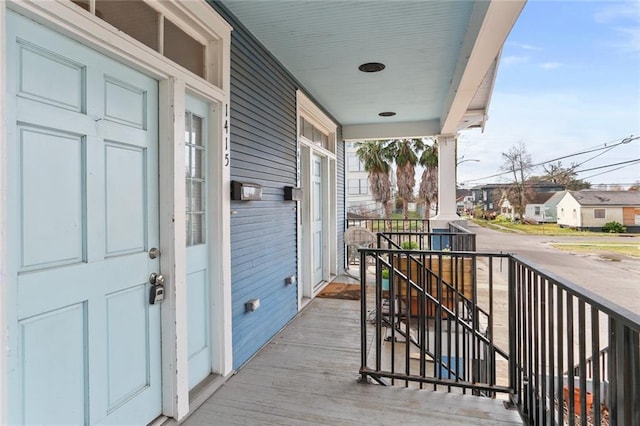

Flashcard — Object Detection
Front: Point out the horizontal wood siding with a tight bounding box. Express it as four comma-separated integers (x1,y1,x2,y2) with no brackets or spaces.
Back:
210,1,299,369
336,129,346,275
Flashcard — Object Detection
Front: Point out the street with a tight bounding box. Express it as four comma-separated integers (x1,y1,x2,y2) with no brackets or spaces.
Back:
465,221,640,315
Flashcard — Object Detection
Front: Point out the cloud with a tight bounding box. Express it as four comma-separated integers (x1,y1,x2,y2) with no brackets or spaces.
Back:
539,62,563,70
594,2,640,52
506,41,543,51
502,55,529,65
594,2,639,24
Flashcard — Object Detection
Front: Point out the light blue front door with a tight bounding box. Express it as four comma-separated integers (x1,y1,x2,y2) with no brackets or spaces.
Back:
312,155,324,287
7,12,162,425
185,95,212,389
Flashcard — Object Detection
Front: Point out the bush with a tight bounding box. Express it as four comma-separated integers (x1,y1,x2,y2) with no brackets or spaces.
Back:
602,221,626,233
381,268,390,279
401,241,419,250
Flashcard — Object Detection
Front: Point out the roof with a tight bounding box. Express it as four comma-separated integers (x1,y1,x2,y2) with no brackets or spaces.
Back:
567,190,640,206
543,191,567,207
219,1,525,139
528,192,555,205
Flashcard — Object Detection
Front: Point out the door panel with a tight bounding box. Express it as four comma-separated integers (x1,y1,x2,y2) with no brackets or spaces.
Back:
7,11,161,425
312,155,324,287
185,95,212,389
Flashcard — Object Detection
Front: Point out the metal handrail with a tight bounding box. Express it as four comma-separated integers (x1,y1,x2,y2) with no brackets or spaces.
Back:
358,237,640,425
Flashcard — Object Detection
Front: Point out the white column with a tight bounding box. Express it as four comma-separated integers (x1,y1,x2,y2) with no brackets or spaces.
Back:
432,134,459,228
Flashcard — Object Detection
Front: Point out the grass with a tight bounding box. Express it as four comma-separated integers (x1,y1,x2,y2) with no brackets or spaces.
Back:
471,219,600,236
551,243,640,259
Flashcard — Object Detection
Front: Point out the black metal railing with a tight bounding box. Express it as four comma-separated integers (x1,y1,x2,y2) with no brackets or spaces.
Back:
509,255,640,426
347,218,430,233
358,234,640,425
376,231,476,252
360,232,509,395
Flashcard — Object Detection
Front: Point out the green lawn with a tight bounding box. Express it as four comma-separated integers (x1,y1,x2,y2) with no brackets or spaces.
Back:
471,219,599,236
551,243,640,259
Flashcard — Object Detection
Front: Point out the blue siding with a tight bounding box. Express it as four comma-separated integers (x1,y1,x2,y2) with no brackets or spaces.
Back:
210,2,298,368
210,1,347,369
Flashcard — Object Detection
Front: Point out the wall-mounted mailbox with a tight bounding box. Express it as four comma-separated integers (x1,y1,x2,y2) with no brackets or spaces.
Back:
231,180,263,201
284,186,303,201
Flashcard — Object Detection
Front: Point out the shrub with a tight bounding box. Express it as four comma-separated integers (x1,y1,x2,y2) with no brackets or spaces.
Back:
381,268,390,279
401,241,419,250
602,221,626,233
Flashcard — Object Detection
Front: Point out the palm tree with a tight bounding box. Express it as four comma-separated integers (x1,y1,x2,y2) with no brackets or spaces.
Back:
390,139,423,220
418,140,438,219
355,140,393,220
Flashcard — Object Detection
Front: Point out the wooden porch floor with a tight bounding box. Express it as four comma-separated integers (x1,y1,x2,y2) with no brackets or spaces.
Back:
181,295,522,425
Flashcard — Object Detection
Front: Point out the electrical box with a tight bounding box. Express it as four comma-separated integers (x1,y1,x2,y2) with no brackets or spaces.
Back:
231,180,263,201
284,186,303,201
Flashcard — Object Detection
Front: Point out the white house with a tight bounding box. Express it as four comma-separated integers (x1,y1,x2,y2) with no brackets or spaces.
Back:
557,190,640,232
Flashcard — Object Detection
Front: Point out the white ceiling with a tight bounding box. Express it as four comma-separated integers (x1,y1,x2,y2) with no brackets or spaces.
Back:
220,0,525,139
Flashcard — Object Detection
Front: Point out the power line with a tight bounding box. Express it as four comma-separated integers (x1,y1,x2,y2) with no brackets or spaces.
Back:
575,158,640,174
580,159,640,179
463,135,638,183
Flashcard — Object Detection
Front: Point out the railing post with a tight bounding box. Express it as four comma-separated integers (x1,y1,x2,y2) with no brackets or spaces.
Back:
610,318,640,425
507,256,517,403
359,248,369,384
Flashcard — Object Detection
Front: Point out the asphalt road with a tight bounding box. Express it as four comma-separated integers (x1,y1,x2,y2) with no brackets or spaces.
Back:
464,221,640,315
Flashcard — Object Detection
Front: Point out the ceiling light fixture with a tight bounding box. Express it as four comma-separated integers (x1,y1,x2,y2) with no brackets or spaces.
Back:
358,62,385,73
378,112,396,117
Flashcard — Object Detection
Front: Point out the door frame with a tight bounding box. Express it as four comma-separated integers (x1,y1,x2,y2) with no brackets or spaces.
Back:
0,1,232,422
296,91,338,308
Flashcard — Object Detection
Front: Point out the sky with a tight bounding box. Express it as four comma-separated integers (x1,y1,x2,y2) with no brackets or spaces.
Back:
456,0,640,188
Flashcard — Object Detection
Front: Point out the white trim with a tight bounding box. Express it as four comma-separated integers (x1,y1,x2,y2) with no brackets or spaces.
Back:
296,91,338,309
0,2,7,424
1,1,232,422
208,98,233,376
159,78,190,418
440,0,525,134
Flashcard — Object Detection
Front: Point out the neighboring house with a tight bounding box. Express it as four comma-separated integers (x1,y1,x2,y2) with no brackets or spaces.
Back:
557,191,640,232
499,196,516,220
456,188,473,214
540,190,567,223
524,192,556,223
0,1,524,424
345,141,381,216
471,182,565,217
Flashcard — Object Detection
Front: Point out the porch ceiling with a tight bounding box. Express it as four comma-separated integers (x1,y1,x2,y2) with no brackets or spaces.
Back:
219,0,525,140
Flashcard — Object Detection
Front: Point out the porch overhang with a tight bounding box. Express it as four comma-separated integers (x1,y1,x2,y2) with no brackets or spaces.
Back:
219,0,525,139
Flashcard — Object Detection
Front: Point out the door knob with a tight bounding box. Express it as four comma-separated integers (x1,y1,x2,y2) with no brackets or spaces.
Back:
149,273,165,285
149,247,160,259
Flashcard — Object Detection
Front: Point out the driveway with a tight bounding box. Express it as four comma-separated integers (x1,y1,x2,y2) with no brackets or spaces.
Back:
465,222,640,315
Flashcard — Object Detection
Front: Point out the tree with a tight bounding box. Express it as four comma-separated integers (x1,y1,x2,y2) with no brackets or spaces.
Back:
355,140,394,220
542,161,590,190
418,140,438,219
500,142,534,220
390,139,423,219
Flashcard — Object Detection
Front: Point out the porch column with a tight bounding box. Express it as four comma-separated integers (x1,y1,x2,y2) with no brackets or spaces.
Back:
432,134,459,229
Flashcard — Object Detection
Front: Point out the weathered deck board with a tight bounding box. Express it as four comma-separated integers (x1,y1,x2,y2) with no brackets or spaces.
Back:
182,297,522,425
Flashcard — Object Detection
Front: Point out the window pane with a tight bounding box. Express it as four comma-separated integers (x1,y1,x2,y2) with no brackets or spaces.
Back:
185,146,191,178
192,115,203,146
191,213,205,245
360,179,368,195
185,214,192,246
303,118,313,140
190,181,204,212
185,181,191,212
192,148,203,179
164,19,205,78
348,179,359,195
96,0,159,51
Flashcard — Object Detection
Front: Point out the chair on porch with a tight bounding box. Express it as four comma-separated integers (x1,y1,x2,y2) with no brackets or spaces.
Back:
344,226,376,271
